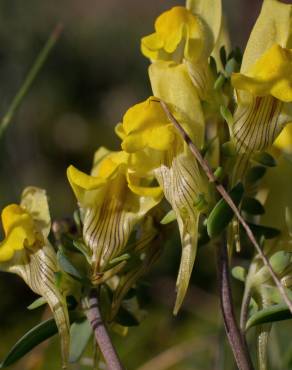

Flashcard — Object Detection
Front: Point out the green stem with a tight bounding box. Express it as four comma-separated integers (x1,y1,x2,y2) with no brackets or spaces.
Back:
0,23,63,137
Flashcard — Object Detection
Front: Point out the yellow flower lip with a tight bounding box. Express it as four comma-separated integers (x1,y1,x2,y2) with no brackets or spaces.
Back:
0,204,38,261
119,97,176,154
232,44,292,102
141,6,203,63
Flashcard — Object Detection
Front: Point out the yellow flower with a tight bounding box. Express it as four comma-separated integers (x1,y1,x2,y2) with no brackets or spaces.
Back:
0,187,70,367
141,6,204,64
141,2,225,103
230,0,292,154
117,97,208,314
67,147,162,278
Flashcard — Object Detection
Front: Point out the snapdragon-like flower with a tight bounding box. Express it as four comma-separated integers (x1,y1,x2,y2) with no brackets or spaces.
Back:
67,147,162,280
141,3,223,101
0,187,70,366
231,0,292,154
116,97,208,314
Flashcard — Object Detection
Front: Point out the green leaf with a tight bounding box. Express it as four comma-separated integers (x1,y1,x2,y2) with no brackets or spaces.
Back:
232,266,246,282
115,306,139,327
160,210,176,225
222,141,237,157
242,197,265,215
57,249,84,281
214,166,224,181
224,58,239,77
27,297,46,310
253,152,277,167
72,240,92,264
248,223,280,240
219,46,227,67
69,319,92,363
209,55,217,76
246,303,292,331
207,183,244,238
214,73,226,90
220,105,234,126
246,166,266,184
0,312,82,368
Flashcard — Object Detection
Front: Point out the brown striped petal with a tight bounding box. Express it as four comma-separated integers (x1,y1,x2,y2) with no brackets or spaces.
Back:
9,243,70,367
154,148,206,314
231,95,289,154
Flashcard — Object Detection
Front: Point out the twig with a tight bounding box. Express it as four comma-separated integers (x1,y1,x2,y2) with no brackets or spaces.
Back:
83,289,123,370
217,238,254,370
0,23,63,137
160,100,292,315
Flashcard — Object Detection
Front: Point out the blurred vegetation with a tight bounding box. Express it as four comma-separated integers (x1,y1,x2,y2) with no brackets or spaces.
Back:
2,1,289,369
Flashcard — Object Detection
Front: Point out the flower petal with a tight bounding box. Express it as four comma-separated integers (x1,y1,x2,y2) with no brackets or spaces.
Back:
21,187,51,237
149,62,204,147
186,0,222,57
155,149,206,314
232,44,292,102
231,95,286,153
8,243,70,367
240,0,292,74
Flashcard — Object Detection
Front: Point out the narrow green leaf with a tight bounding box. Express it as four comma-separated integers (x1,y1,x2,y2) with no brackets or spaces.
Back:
232,266,246,282
115,306,139,327
207,183,244,238
219,46,227,67
222,141,237,157
214,73,226,90
246,303,292,331
69,319,92,363
246,166,266,184
214,166,224,181
73,240,92,264
253,152,277,167
248,223,280,240
220,105,234,126
209,55,217,76
57,249,83,281
0,312,82,368
160,210,176,225
242,197,265,215
225,57,239,77
27,297,46,310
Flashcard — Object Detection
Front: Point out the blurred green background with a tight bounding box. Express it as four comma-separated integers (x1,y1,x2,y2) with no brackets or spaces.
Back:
2,1,291,369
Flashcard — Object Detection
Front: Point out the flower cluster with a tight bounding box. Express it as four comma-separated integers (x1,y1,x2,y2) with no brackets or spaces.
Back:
1,0,292,367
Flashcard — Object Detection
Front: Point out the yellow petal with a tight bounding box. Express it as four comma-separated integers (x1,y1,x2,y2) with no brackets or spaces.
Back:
232,95,286,153
9,243,70,367
274,122,292,152
122,97,168,135
141,6,204,63
82,174,161,272
21,187,51,237
232,44,292,102
149,62,204,147
154,150,207,314
186,0,222,57
240,0,292,74
127,173,162,199
0,204,38,261
67,165,106,206
211,15,231,71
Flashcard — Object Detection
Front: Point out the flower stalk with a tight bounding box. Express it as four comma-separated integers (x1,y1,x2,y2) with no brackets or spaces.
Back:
83,289,124,370
217,237,254,370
